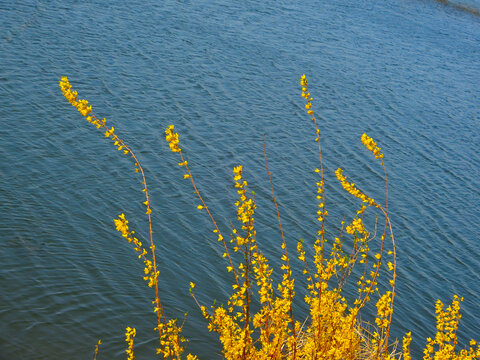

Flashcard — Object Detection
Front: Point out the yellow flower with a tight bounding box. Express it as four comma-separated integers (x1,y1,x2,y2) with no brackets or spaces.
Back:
165,125,181,152
361,133,384,159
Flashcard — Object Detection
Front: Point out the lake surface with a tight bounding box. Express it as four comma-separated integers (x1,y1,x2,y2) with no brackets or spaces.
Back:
1,0,479,358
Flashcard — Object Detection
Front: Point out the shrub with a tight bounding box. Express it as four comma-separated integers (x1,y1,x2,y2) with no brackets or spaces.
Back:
59,75,479,359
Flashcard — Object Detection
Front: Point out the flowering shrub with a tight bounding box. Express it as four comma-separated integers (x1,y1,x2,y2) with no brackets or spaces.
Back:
59,76,479,359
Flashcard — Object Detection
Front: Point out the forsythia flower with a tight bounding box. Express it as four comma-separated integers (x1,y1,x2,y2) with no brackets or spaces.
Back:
335,168,379,207
114,214,156,287
375,291,393,329
59,77,92,117
125,326,136,360
402,332,412,360
300,74,314,116
165,125,181,152
361,133,384,159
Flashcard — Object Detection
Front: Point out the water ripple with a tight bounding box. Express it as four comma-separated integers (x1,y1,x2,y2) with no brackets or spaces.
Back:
0,0,479,358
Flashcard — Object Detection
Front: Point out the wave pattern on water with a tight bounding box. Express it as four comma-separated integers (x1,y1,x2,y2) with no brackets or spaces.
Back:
0,0,479,358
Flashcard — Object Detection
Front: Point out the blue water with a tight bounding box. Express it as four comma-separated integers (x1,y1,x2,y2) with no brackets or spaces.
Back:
1,0,479,358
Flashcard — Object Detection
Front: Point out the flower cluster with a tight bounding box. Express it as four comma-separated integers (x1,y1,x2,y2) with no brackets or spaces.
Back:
375,291,394,329
59,77,137,160
114,214,157,287
335,168,379,207
232,165,255,245
165,125,181,153
156,319,192,359
300,74,314,117
423,295,480,359
315,174,328,224
361,133,384,160
402,332,412,360
301,74,321,143
125,326,136,360
59,76,92,117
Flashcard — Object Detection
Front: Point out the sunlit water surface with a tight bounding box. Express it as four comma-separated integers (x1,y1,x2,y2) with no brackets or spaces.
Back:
1,0,479,358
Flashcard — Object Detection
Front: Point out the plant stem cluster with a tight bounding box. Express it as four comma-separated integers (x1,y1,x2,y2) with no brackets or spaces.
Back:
59,76,479,360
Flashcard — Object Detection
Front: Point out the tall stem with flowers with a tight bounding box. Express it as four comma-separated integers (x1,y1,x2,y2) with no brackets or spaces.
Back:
59,76,479,360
